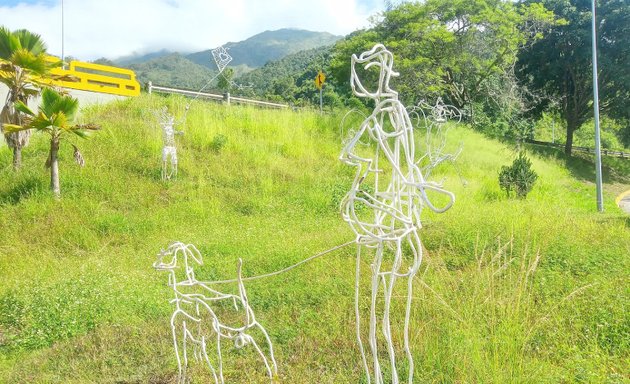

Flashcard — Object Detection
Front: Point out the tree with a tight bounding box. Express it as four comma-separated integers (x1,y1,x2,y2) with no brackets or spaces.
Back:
329,0,557,114
517,0,630,156
217,67,234,93
3,88,99,198
0,26,59,169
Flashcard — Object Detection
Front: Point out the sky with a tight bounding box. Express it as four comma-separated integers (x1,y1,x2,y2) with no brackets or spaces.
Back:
0,0,386,61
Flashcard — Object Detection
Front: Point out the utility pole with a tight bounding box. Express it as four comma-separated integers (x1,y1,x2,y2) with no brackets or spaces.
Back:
591,0,604,212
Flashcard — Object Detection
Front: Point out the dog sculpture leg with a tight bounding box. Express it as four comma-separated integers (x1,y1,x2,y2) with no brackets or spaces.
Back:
171,312,185,384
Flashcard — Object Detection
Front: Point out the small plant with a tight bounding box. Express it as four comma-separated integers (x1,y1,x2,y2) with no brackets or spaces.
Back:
499,151,538,198
209,133,227,153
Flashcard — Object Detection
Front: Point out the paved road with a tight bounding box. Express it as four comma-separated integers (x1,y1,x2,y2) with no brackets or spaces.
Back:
617,190,630,214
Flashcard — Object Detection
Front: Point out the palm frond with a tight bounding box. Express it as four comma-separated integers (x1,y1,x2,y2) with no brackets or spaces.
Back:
40,88,79,121
74,123,101,131
51,113,68,130
0,27,16,59
13,29,47,56
1,122,29,133
14,100,35,116
11,49,48,75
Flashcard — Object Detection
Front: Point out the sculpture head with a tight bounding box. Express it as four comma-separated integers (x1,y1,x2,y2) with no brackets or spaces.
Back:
153,242,203,282
351,44,399,101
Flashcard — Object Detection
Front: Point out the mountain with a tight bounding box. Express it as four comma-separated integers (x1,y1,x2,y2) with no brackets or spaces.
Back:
186,29,342,70
113,29,343,91
115,49,178,66
127,53,214,90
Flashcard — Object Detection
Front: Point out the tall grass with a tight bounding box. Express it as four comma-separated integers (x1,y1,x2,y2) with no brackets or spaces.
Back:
0,94,627,383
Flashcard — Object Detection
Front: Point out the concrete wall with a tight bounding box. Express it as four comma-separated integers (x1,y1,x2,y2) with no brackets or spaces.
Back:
1,84,128,146
0,83,128,112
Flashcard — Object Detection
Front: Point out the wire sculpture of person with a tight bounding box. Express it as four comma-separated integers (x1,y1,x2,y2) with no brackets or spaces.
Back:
340,44,455,384
157,106,183,180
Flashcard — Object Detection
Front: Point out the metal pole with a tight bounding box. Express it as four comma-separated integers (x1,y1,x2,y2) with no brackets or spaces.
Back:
591,0,604,212
319,87,323,114
61,0,65,69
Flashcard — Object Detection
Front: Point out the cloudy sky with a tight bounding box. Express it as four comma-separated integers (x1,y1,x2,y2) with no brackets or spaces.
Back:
0,0,385,61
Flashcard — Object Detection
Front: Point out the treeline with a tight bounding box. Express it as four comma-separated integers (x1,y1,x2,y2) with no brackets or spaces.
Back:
243,0,629,155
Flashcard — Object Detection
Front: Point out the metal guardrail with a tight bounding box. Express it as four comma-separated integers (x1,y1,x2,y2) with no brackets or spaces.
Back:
147,83,288,109
526,139,630,159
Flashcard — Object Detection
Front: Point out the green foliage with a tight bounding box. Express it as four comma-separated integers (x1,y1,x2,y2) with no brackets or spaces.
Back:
209,133,227,153
330,0,557,109
0,95,628,382
217,68,234,93
498,152,538,198
237,46,338,106
517,0,630,155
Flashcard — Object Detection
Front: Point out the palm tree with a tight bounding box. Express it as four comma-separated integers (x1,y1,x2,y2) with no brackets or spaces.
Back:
0,26,58,169
3,88,99,197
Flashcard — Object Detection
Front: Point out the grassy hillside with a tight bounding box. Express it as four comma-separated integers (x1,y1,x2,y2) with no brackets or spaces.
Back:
0,95,628,383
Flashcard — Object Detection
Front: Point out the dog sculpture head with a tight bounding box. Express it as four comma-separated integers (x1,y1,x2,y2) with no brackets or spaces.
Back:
153,242,203,282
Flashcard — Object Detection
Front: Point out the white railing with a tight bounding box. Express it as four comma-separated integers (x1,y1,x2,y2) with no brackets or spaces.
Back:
147,82,288,109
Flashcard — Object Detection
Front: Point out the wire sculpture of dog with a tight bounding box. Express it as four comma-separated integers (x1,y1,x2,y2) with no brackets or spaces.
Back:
154,242,277,383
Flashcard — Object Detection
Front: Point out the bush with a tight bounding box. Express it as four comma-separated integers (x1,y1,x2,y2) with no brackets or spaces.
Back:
498,152,538,198
209,134,228,153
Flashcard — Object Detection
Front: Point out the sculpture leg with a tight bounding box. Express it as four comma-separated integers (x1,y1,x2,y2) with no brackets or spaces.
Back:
247,334,275,382
403,231,423,383
369,242,385,384
382,239,403,384
171,314,184,384
201,335,220,384
215,321,225,384
355,244,371,383
182,320,189,382
255,323,278,378
162,159,168,180
172,151,178,178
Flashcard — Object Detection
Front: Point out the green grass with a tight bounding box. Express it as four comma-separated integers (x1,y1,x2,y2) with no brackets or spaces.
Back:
0,94,628,383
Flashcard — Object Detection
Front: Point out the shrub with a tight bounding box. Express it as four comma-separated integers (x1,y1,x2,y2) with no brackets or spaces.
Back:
498,151,538,198
209,134,228,153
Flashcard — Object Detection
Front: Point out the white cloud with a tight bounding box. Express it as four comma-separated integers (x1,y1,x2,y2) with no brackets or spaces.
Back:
0,0,383,60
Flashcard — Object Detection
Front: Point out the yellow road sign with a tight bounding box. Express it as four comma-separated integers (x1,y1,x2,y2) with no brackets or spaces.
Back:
315,71,326,89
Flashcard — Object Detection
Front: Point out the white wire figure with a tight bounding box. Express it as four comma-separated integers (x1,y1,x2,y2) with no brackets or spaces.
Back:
408,97,463,180
340,44,455,384
154,242,277,384
156,107,183,180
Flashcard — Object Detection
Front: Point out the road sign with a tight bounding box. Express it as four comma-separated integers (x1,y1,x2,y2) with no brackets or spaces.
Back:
315,71,326,89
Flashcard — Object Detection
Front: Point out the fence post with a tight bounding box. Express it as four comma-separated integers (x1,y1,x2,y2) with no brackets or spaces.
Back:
223,92,230,105
148,81,152,95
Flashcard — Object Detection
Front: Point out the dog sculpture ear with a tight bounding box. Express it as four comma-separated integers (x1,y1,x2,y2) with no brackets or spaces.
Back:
186,244,203,265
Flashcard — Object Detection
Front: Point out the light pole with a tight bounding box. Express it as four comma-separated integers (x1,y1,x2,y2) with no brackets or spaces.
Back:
61,0,65,69
591,0,604,212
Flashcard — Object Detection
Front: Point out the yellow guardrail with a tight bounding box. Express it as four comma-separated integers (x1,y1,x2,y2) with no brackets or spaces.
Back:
48,59,140,97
